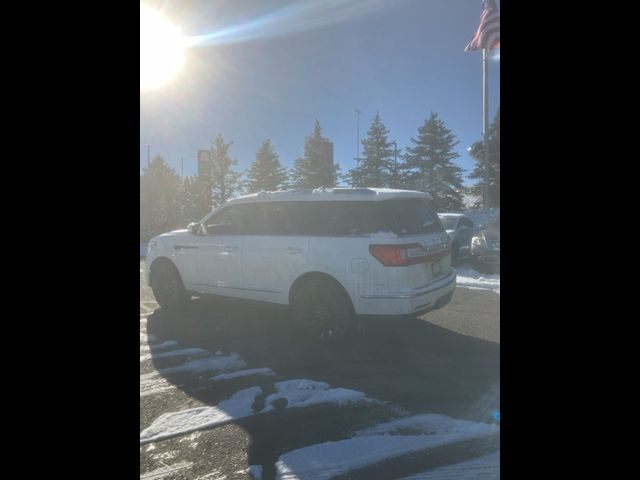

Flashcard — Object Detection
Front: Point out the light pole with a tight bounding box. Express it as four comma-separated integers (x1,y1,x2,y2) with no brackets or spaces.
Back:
180,155,196,178
147,144,151,167
355,109,362,168
392,141,398,188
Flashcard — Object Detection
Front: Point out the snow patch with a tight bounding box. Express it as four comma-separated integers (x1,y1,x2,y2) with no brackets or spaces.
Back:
399,451,500,479
140,372,183,397
157,353,247,375
143,340,179,351
211,368,275,382
455,267,500,293
141,379,372,444
140,347,208,362
140,386,262,444
263,379,370,412
275,415,498,480
140,461,192,479
354,414,497,437
366,230,400,240
463,208,499,228
247,465,263,480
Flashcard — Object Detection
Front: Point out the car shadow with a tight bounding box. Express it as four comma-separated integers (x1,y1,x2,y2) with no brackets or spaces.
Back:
143,296,500,479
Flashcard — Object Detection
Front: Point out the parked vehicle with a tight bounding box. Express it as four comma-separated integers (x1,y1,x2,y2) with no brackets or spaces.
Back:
145,188,456,341
471,214,500,273
437,213,475,264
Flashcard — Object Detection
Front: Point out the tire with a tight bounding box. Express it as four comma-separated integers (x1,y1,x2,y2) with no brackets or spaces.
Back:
451,242,459,265
151,261,189,310
291,278,355,342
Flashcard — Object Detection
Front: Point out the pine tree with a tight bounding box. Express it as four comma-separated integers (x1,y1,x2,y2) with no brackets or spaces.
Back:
400,112,465,212
140,155,182,242
468,107,500,208
345,112,398,188
177,175,212,224
290,120,340,188
209,134,242,206
245,139,289,193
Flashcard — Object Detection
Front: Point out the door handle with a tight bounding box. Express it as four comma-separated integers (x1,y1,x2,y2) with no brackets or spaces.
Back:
222,246,238,253
286,247,303,254
174,245,198,251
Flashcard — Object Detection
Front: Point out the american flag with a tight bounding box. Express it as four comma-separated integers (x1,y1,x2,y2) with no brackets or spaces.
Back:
465,0,500,52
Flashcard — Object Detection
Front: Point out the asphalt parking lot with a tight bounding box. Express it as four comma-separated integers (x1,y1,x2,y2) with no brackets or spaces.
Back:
140,263,500,479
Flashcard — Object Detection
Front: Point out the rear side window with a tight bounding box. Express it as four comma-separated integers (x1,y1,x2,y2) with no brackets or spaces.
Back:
382,199,444,235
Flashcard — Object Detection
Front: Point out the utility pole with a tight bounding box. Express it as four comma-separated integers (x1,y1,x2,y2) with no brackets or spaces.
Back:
355,109,361,168
146,144,151,168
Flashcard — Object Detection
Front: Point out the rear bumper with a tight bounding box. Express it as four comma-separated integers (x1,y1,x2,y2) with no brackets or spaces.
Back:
357,270,456,316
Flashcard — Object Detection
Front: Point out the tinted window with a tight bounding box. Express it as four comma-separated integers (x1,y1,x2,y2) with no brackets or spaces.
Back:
384,199,444,235
205,205,249,234
438,216,458,230
208,200,443,236
459,218,474,229
250,200,441,236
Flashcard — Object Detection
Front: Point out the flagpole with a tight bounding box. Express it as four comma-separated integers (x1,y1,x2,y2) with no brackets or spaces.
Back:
483,48,490,209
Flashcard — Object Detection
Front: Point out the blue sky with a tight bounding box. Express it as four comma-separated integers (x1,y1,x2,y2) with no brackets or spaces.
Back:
140,0,500,186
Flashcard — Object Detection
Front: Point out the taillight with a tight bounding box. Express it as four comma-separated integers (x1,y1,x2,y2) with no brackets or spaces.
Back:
369,244,450,267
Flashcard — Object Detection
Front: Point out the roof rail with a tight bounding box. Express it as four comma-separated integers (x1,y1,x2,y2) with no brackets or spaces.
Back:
330,188,376,195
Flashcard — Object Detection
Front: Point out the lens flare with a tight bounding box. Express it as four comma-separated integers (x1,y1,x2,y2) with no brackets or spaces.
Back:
191,0,388,47
140,3,189,91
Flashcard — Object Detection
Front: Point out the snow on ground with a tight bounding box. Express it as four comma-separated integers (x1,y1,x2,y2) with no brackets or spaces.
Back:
354,414,496,437
275,414,499,480
157,352,247,375
139,461,193,479
463,208,499,228
399,451,500,479
210,367,275,382
140,380,371,444
262,379,372,412
140,371,184,397
140,386,263,444
455,267,500,294
140,340,179,354
247,465,263,480
140,347,208,363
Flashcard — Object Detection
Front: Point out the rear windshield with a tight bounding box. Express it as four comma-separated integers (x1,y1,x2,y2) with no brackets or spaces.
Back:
220,199,444,236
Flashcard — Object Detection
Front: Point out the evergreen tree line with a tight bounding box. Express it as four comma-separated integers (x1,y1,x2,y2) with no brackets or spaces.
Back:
141,110,499,242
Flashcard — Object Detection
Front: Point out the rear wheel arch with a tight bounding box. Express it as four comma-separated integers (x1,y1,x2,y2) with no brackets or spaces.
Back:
288,272,355,315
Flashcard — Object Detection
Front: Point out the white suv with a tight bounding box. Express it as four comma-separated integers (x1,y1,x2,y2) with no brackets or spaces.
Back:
145,188,456,340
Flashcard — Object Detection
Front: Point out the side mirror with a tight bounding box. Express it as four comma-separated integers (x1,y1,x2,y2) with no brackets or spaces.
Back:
187,222,200,235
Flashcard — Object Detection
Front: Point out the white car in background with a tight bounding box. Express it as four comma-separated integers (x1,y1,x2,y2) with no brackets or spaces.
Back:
437,213,475,264
146,188,456,341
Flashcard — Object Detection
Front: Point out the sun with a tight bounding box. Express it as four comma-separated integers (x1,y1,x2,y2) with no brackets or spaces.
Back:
140,3,188,91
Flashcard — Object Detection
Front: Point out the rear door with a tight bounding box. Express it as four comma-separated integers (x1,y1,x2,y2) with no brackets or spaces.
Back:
240,202,309,305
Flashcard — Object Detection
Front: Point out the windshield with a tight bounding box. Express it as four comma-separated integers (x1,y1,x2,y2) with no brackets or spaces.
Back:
488,215,500,230
438,216,458,230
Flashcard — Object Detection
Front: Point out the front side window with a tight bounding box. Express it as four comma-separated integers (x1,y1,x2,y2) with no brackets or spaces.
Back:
204,205,247,235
